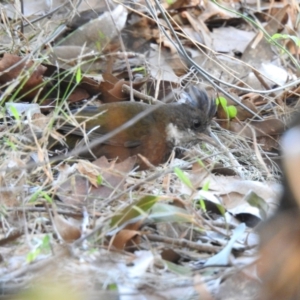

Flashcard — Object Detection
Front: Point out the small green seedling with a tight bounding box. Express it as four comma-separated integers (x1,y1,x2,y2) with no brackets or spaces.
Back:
270,33,300,48
75,66,82,84
198,180,210,212
29,190,53,203
26,235,51,263
216,97,237,119
174,167,194,190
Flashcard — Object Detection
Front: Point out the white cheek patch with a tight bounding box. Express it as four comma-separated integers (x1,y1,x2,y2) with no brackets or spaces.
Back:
166,123,193,146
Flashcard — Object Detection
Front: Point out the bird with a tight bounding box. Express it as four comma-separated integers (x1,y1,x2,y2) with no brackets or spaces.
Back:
52,86,217,170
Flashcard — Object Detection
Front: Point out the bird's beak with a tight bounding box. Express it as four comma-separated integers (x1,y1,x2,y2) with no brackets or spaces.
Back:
197,128,219,148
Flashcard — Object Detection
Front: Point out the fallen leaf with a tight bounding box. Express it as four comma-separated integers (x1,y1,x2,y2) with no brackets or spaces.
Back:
53,212,81,243
111,229,140,250
60,5,128,52
0,54,47,99
56,156,136,204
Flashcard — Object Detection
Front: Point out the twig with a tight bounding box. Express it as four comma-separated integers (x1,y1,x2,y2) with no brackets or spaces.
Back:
122,84,158,104
145,233,221,253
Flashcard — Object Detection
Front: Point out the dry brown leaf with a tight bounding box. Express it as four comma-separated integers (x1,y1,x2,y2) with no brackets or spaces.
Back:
99,73,147,103
250,118,285,137
0,53,47,99
0,190,18,207
225,118,284,139
182,11,212,48
53,212,81,243
160,248,181,263
56,174,89,205
111,229,140,250
77,160,101,187
57,156,136,204
67,87,90,103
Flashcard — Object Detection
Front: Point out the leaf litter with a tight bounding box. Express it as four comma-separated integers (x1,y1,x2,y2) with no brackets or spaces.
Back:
0,0,298,299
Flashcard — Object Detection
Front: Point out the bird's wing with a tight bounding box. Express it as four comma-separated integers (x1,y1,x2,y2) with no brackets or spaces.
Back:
58,124,142,148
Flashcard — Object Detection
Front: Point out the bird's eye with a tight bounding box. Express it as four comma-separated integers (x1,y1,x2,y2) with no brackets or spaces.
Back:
193,120,202,129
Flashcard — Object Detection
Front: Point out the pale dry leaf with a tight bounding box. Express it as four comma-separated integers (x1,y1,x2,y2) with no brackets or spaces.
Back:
60,5,128,52
242,5,289,66
77,160,101,187
3,0,65,18
200,0,238,21
211,27,255,53
259,63,296,86
148,44,180,83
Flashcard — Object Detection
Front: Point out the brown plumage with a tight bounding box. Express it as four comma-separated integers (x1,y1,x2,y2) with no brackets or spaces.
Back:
52,86,216,169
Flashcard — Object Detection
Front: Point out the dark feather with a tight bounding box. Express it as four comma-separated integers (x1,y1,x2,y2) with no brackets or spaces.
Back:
179,86,217,121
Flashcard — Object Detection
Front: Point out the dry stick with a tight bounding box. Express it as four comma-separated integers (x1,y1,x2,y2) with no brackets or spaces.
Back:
0,229,24,246
6,207,84,218
252,69,277,98
122,84,158,104
145,233,221,253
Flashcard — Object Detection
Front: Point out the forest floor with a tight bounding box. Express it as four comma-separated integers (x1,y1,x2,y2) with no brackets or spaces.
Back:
0,0,298,299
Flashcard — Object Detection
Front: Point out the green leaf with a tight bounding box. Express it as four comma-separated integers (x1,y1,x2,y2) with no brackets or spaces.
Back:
96,175,102,185
8,104,21,122
199,198,206,212
108,283,117,291
163,260,192,276
110,195,158,228
29,189,42,203
216,96,227,109
75,67,82,84
40,235,51,250
216,203,226,216
270,33,300,47
26,235,51,263
245,190,268,220
216,97,236,119
4,137,17,150
270,33,287,41
26,248,41,263
197,159,205,168
41,191,53,203
202,180,210,191
132,66,146,72
197,180,211,212
174,167,193,190
227,105,237,118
